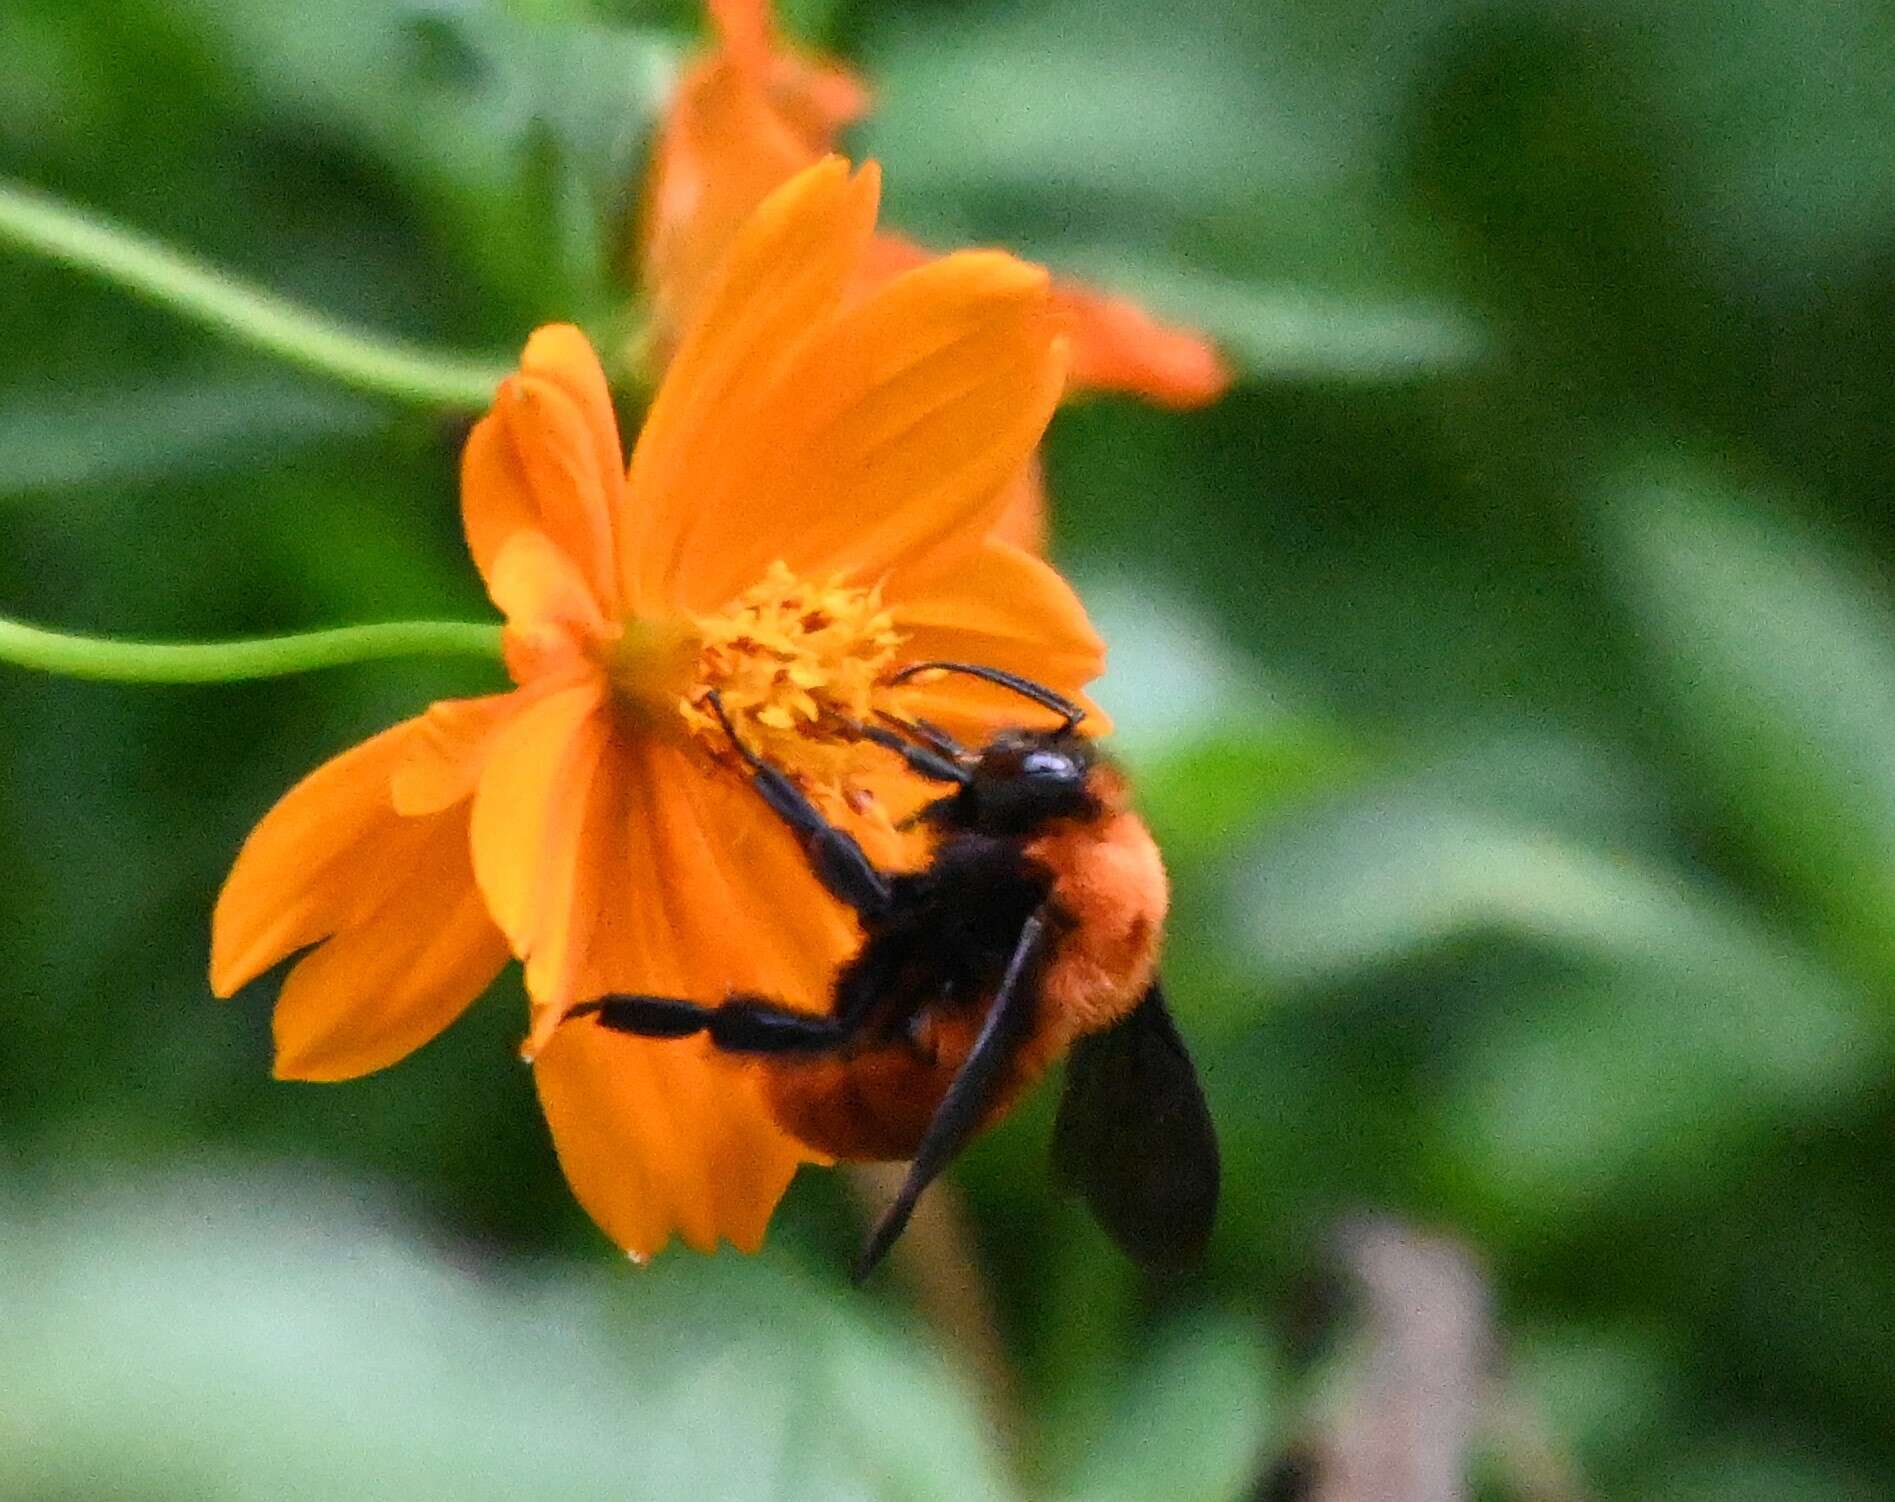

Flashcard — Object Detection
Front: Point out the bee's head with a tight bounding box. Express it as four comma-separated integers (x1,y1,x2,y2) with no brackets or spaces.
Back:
876,662,1115,837
947,728,1101,835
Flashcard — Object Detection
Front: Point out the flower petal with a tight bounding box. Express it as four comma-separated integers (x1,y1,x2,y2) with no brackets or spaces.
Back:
708,0,869,135
641,57,816,359
1051,277,1233,409
707,0,775,72
627,156,881,608
866,230,1229,409
213,720,430,996
891,537,1111,736
212,716,510,1081
486,530,608,635
534,1022,805,1258
990,456,1048,554
462,326,625,617
652,739,858,1009
468,678,608,1000
272,816,510,1081
391,694,518,817
666,248,1068,609
530,737,823,1257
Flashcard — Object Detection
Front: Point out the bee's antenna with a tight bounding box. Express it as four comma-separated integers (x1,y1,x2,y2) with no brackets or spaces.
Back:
888,661,1086,735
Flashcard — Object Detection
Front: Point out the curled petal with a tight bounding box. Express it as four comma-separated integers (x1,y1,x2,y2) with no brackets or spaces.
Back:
488,528,608,636
1051,278,1233,409
212,718,508,1079
485,529,614,685
990,457,1048,555
462,326,626,618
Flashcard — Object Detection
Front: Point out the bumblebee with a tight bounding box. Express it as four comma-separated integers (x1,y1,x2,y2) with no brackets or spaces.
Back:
568,663,1219,1279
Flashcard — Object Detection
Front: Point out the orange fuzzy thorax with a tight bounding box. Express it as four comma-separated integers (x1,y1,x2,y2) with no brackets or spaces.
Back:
1022,780,1168,1063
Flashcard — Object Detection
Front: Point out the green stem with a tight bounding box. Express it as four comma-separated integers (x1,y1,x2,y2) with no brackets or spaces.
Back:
0,179,509,409
0,618,504,684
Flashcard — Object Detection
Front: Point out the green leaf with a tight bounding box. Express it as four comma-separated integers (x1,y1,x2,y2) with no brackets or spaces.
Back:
163,0,677,324
857,0,1483,383
0,371,380,499
1234,794,1753,987
1236,790,1884,1216
1081,573,1309,754
1608,463,1895,978
1078,574,1361,860
1649,1447,1872,1502
1047,1317,1279,1502
0,1168,1019,1502
1137,721,1360,870
1503,1328,1682,1478
1443,968,1877,1222
1051,253,1490,382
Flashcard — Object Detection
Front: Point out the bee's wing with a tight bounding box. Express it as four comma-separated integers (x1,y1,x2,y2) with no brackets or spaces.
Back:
1051,980,1220,1270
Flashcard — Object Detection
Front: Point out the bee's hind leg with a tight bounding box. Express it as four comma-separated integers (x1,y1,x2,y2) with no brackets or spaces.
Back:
568,993,857,1055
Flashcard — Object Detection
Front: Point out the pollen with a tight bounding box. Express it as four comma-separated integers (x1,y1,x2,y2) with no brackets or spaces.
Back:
682,561,905,812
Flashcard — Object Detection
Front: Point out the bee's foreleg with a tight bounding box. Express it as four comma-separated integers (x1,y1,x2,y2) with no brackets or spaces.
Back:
702,690,892,919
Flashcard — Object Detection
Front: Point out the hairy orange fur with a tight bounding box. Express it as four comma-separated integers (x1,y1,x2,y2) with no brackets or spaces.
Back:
760,762,1168,1161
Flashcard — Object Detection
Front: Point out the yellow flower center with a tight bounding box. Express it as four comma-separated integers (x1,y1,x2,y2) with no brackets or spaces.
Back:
597,618,697,725
680,561,906,814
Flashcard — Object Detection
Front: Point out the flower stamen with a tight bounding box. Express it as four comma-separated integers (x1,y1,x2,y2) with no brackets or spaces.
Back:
682,561,906,813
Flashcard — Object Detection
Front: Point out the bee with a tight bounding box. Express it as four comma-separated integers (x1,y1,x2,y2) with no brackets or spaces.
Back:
567,662,1219,1280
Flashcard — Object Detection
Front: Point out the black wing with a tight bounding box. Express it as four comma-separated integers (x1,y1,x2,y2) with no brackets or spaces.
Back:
1051,980,1219,1270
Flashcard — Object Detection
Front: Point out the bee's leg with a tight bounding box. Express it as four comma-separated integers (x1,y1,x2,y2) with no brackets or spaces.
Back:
876,712,969,765
703,691,891,920
569,993,857,1054
853,908,1050,1282
847,720,967,785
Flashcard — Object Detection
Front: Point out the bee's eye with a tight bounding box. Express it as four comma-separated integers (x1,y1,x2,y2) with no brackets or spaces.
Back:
1020,749,1076,780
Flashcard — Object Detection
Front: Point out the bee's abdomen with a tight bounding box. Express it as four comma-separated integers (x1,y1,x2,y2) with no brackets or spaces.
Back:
762,1010,1044,1161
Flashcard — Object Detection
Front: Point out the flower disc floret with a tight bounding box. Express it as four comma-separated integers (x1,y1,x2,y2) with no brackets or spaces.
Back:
682,561,904,808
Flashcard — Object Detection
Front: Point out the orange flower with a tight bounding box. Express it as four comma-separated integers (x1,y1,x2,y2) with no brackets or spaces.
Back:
211,158,1106,1259
639,0,1233,548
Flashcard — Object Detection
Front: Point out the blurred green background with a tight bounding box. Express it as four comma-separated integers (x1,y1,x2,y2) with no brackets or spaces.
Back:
6,0,1895,1497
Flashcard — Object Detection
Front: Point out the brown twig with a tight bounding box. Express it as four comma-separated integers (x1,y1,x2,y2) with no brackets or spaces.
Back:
844,1163,1024,1460
1270,1217,1599,1502
1307,1217,1494,1502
